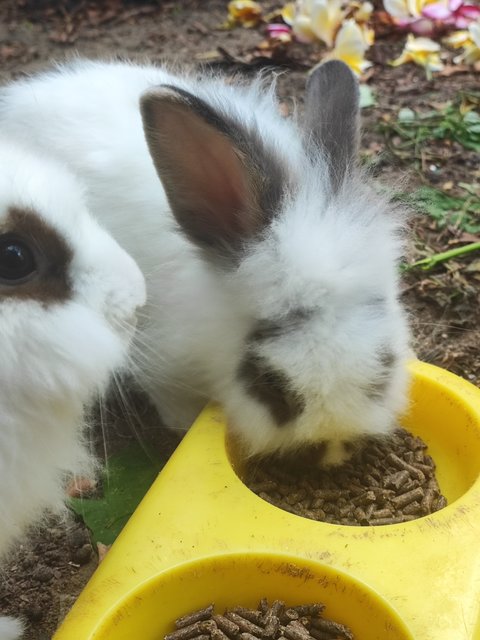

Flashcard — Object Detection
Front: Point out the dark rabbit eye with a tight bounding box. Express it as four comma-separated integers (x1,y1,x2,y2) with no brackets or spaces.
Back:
0,235,37,283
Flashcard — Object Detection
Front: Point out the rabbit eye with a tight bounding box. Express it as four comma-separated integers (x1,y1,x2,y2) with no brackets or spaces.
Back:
0,235,37,283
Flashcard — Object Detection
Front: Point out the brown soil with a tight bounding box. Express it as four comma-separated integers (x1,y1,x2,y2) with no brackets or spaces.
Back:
0,1,479,638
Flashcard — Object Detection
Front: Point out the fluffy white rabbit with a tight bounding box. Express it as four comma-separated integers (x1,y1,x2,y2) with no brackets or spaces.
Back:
0,58,410,468
0,137,146,639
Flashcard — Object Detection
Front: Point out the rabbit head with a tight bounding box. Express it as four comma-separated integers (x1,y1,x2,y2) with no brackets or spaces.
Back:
0,137,146,551
140,60,410,465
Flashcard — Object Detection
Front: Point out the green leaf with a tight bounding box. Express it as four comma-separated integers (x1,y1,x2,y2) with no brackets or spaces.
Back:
69,445,167,545
359,84,377,109
464,110,480,124
397,107,416,122
379,94,480,156
404,185,480,234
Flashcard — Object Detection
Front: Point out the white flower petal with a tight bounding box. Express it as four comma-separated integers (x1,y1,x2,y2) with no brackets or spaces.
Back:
406,35,441,51
292,14,317,41
384,0,411,19
310,0,345,47
332,19,372,74
469,19,480,48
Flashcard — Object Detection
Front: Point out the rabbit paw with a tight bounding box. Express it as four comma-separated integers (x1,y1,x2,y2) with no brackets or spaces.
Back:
321,441,352,468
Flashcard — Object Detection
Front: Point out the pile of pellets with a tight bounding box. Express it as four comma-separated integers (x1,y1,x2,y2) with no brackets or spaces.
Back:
245,428,447,526
164,600,354,640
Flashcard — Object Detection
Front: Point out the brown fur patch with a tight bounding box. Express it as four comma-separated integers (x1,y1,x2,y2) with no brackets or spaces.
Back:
0,207,72,303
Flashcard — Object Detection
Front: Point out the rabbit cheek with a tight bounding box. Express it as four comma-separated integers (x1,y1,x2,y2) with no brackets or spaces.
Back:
237,352,305,426
0,208,72,303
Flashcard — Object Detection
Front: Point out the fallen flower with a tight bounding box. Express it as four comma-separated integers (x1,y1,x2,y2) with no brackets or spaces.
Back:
444,18,480,62
227,0,263,27
291,0,346,47
390,34,444,75
265,22,293,41
281,2,296,24
383,0,439,36
383,0,436,20
352,0,374,22
422,0,480,29
383,0,480,35
330,18,373,74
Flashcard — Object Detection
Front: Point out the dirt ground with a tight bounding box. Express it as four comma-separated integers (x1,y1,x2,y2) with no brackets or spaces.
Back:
0,1,479,638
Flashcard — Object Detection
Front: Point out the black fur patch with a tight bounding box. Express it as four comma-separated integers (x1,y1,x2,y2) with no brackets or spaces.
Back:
248,309,313,343
238,352,305,426
380,349,396,369
367,349,396,399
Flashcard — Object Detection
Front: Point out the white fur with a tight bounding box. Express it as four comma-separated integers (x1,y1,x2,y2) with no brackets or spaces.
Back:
0,59,410,469
0,138,146,637
0,618,23,640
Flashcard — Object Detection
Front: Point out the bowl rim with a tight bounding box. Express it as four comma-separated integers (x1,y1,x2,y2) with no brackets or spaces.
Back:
91,550,416,639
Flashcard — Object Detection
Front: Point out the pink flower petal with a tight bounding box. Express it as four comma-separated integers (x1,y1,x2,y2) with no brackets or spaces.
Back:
448,0,463,12
410,17,436,35
422,3,451,19
266,23,292,35
453,15,470,27
457,5,480,18
395,17,416,28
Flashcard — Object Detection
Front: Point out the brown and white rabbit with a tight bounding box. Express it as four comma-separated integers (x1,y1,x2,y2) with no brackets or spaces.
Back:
0,59,410,470
0,137,146,639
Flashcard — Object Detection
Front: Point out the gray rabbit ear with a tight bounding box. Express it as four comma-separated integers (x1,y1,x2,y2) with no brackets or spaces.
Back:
303,60,360,193
141,86,286,261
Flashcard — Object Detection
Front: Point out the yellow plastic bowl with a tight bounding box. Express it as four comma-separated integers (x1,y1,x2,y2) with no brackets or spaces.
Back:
90,553,414,640
54,361,480,639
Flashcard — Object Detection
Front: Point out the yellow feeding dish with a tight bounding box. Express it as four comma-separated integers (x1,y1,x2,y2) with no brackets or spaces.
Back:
54,360,480,639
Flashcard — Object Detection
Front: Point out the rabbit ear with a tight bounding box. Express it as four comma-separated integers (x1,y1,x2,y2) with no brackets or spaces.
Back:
141,86,286,260
303,60,360,193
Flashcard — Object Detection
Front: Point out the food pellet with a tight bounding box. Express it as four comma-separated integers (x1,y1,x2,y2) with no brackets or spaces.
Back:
163,601,354,640
245,428,447,526
176,606,215,629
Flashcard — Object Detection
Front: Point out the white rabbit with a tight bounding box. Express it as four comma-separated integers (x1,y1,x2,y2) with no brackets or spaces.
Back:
0,137,146,639
0,58,410,468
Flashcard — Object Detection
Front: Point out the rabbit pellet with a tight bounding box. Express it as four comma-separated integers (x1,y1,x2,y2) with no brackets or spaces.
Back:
245,428,447,526
163,600,354,640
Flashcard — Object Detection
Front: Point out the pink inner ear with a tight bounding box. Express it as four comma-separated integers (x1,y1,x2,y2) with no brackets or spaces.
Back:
150,100,256,243
185,119,250,232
